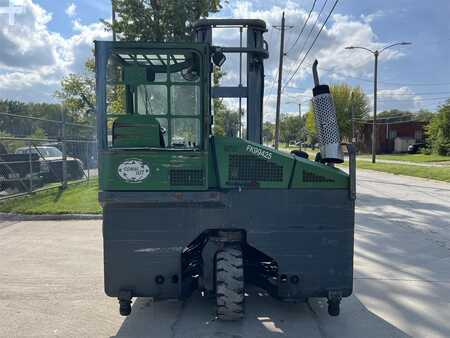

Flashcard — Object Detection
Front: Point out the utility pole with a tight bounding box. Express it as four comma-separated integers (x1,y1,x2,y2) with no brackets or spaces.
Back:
112,1,117,42
274,12,286,150
298,103,302,118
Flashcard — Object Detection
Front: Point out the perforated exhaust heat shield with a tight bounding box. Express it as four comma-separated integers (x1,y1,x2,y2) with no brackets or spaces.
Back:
311,60,343,163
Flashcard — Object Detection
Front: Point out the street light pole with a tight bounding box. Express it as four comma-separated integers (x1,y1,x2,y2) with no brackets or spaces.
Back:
350,91,355,144
372,50,378,163
345,42,411,163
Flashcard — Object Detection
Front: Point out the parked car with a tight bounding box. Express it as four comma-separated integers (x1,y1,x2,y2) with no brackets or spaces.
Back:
15,146,84,183
407,142,427,154
0,143,43,193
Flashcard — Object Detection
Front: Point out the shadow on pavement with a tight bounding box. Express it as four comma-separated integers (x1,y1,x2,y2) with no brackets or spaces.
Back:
112,289,409,338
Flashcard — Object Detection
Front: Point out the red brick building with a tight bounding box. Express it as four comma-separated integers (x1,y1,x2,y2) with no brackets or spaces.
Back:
356,119,426,154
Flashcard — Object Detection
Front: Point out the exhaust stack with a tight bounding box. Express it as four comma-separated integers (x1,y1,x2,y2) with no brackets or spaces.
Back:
311,60,343,164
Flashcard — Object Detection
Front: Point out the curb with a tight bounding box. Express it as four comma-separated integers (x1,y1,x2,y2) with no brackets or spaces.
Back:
0,212,102,221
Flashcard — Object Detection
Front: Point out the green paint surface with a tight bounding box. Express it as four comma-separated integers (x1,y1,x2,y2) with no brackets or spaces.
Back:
290,156,349,189
213,136,295,189
100,150,208,190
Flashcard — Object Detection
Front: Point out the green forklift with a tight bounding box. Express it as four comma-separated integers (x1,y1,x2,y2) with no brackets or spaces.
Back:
95,19,356,320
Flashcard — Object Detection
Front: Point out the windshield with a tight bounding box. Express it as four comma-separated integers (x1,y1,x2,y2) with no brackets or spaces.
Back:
107,50,202,149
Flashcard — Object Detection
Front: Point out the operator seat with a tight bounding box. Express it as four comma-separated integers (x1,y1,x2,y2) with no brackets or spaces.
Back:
112,115,165,148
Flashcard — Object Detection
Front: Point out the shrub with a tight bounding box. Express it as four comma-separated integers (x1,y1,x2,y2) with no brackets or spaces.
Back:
426,100,450,156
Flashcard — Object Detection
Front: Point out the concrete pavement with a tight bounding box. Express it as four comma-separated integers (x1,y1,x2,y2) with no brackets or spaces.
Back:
0,170,449,337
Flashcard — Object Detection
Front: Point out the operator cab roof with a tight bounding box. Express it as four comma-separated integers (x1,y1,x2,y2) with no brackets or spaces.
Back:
193,18,267,30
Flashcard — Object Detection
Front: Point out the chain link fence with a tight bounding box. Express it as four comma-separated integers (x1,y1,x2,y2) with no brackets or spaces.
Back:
0,110,97,200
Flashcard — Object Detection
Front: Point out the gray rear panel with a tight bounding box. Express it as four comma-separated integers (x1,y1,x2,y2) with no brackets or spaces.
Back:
101,189,354,300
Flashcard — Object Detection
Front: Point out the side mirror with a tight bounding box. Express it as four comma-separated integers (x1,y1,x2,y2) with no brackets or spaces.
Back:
212,51,226,67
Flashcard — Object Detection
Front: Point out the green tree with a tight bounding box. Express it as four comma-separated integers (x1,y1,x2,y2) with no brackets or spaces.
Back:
378,109,413,119
28,127,48,141
0,100,68,140
279,114,305,145
213,108,240,137
263,122,275,145
305,84,369,141
415,109,435,123
426,100,450,155
305,110,317,143
106,0,222,42
330,84,369,139
0,131,25,153
57,0,223,117
54,59,96,119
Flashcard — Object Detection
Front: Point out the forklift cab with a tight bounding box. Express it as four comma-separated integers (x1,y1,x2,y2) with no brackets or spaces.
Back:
105,47,206,150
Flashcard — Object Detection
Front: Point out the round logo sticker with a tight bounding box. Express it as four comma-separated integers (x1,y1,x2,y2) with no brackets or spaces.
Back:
118,159,150,183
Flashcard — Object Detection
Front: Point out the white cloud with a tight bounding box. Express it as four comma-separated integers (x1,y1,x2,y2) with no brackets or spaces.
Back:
0,0,110,101
65,3,77,18
212,1,408,122
368,86,424,112
360,10,385,24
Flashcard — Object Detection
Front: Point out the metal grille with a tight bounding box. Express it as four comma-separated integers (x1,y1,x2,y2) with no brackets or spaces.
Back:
170,169,204,186
228,154,283,182
303,170,334,183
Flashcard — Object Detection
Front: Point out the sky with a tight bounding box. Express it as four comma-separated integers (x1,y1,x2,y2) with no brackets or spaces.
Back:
0,0,449,122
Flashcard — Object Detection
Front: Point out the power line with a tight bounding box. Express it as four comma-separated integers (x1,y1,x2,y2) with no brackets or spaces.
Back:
378,81,450,87
317,65,450,87
378,96,449,102
283,0,328,85
281,1,328,92
290,0,328,60
377,91,450,96
285,0,317,54
282,0,339,92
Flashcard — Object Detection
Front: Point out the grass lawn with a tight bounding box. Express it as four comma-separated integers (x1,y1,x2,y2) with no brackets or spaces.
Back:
358,153,450,163
0,180,101,214
356,162,450,182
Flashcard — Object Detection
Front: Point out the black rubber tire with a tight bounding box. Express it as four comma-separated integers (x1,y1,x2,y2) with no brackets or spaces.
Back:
215,246,244,321
328,301,340,316
119,300,132,316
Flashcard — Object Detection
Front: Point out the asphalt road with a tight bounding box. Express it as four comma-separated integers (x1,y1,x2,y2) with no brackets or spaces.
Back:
0,170,449,337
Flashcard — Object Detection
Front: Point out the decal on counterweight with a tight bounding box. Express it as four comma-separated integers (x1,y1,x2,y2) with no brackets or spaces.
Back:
118,159,150,183
246,144,272,160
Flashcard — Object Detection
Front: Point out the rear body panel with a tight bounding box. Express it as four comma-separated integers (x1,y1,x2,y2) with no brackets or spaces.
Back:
101,188,354,300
